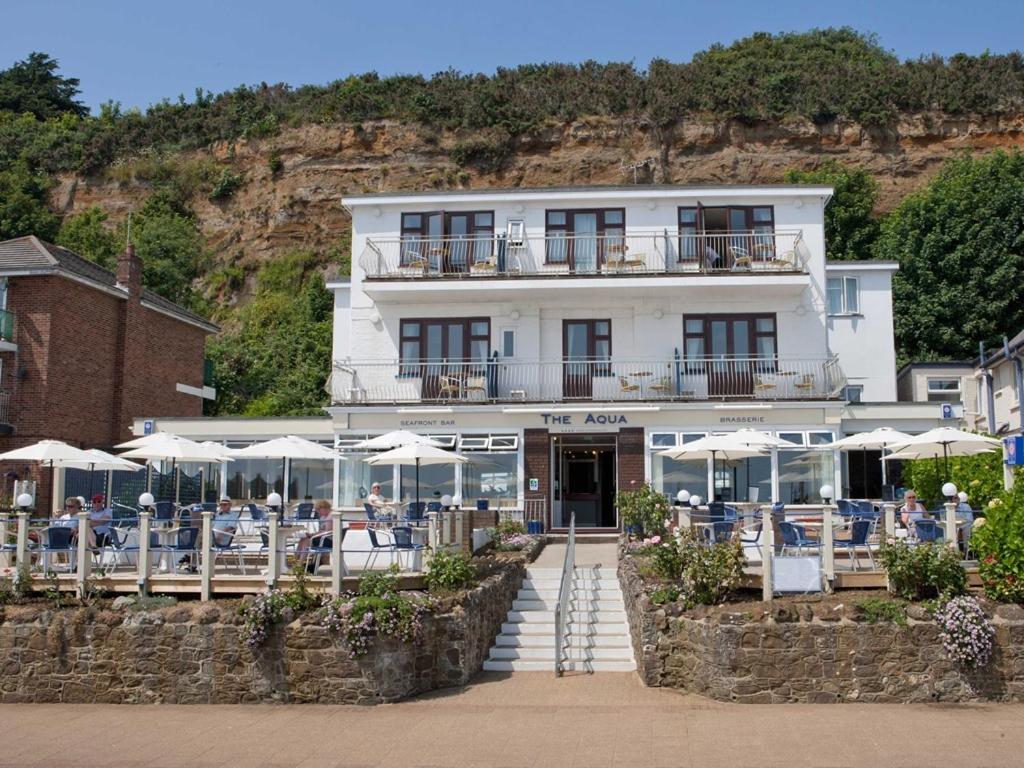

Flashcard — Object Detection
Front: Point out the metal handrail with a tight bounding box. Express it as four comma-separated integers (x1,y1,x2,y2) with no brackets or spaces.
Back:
554,512,575,677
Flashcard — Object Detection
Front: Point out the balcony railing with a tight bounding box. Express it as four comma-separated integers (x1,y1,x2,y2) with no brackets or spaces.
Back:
0,391,11,425
0,310,13,343
330,356,846,405
358,230,808,280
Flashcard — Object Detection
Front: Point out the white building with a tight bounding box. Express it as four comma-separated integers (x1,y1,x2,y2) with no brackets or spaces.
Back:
135,184,953,528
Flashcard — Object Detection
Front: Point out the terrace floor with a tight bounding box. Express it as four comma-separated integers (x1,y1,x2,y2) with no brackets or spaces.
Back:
2,673,1021,768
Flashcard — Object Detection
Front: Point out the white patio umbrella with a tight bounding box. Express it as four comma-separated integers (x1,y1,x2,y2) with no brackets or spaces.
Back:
365,443,467,513
888,427,1001,476
826,426,910,492
355,430,443,450
59,449,143,502
115,431,180,450
659,434,766,503
231,436,341,503
0,440,99,511
119,434,232,501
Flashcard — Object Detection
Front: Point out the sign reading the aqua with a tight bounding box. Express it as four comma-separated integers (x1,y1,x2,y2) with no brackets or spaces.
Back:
541,413,629,426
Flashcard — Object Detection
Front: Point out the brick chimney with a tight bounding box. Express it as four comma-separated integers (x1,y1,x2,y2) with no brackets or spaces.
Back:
116,244,143,298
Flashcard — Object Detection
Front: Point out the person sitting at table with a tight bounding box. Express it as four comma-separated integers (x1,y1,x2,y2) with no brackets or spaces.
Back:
367,483,388,511
213,496,239,546
29,496,82,545
88,493,114,549
898,490,928,530
295,499,333,572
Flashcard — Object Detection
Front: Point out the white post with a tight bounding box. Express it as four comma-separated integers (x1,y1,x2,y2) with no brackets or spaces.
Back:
770,447,780,503
0,515,9,570
200,510,213,601
883,503,896,542
944,501,959,554
15,511,28,574
761,510,773,603
76,510,90,596
427,511,438,552
455,510,464,551
137,510,151,595
330,510,343,597
266,511,280,589
821,504,835,592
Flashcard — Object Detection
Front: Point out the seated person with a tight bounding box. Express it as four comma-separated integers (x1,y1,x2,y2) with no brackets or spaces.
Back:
295,499,333,572
30,496,82,545
213,496,239,546
88,493,114,549
366,483,388,511
898,490,928,530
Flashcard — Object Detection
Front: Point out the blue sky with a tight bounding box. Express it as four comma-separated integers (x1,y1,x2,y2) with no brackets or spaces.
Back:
4,0,1024,112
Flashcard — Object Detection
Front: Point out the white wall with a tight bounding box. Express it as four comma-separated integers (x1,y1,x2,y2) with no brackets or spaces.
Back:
825,264,898,402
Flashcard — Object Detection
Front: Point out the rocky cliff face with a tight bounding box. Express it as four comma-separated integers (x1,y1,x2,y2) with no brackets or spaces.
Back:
52,112,1024,286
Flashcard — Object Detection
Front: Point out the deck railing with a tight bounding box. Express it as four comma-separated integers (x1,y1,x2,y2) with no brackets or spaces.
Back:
359,230,808,280
331,355,847,404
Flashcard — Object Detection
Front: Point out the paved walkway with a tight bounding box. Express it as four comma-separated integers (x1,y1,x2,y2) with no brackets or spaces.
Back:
531,541,617,568
2,672,1023,768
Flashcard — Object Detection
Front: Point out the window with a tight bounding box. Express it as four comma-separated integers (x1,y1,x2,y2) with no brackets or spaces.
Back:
843,384,864,403
488,435,519,450
563,320,612,376
650,433,677,447
827,276,860,315
683,315,778,371
399,318,490,370
678,205,775,263
545,208,625,270
400,211,494,271
501,329,516,358
926,377,962,403
457,436,490,450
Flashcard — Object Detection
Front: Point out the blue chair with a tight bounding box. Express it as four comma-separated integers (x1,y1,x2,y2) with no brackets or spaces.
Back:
366,527,396,571
779,521,819,555
476,499,490,511
295,502,315,520
303,527,341,575
833,519,875,571
38,526,76,573
210,524,247,574
913,519,944,543
389,526,424,571
153,501,175,524
404,502,426,522
364,502,378,521
707,501,726,523
711,521,734,544
200,502,217,513
426,501,442,513
836,499,856,517
856,500,878,519
162,526,200,573
723,505,739,522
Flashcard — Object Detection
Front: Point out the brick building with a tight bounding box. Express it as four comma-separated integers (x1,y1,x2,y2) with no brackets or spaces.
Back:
0,236,218,510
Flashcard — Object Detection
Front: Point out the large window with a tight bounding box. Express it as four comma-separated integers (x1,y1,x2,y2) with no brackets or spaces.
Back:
288,457,334,502
683,315,777,364
678,205,775,264
400,211,494,271
649,433,709,503
827,276,860,315
463,452,519,509
926,377,962,403
545,208,625,271
225,447,285,501
399,318,490,366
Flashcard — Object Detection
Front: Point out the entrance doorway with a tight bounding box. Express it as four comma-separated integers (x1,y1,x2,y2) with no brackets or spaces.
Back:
552,434,617,529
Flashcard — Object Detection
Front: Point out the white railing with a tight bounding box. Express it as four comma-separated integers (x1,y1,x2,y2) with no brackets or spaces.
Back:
359,230,807,279
331,355,847,404
498,499,548,531
555,512,575,677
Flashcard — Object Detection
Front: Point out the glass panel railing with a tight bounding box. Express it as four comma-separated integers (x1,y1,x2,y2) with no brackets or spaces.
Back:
0,309,14,342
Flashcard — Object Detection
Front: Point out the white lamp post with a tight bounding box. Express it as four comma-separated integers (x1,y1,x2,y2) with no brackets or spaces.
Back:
942,482,959,553
16,493,33,511
819,484,834,505
138,492,155,509
941,482,958,500
440,494,453,510
452,494,462,508
267,491,283,513
676,489,690,505
689,495,702,508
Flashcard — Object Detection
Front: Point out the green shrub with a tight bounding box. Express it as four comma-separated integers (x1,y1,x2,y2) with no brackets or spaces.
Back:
425,550,475,593
878,540,967,601
971,482,1024,603
282,564,323,611
209,168,243,200
495,519,526,538
677,530,746,605
900,450,1007,508
649,537,683,580
854,597,907,625
650,585,682,605
267,151,283,175
616,483,669,538
449,135,512,172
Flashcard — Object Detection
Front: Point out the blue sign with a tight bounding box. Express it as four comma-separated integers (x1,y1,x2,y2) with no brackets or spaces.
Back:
143,420,154,435
1005,435,1024,466
941,403,955,420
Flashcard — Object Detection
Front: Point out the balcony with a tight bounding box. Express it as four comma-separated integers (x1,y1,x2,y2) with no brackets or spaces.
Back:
330,356,846,406
358,230,809,282
0,309,13,344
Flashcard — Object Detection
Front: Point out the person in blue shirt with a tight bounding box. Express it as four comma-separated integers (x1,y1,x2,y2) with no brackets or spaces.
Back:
89,493,114,548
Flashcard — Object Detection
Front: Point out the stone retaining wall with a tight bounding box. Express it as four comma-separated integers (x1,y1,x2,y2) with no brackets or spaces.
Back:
619,551,1024,703
0,560,525,704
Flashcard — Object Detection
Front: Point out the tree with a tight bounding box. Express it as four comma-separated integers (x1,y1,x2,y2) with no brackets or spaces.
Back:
0,162,59,241
784,161,880,260
56,206,119,268
877,150,1024,362
0,52,87,120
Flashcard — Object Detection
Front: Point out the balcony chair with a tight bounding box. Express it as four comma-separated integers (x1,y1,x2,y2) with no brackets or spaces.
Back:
728,245,752,270
648,376,673,396
463,376,487,399
153,502,175,525
604,243,644,271
793,374,816,393
832,518,875,571
160,526,201,574
37,526,77,573
404,501,426,522
836,499,856,518
703,246,722,271
617,377,640,397
400,249,430,274
753,375,777,396
767,249,799,270
470,255,498,274
303,527,342,575
437,376,462,400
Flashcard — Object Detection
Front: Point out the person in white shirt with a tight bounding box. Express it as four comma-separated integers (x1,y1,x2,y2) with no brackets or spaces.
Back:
899,490,928,529
366,483,388,510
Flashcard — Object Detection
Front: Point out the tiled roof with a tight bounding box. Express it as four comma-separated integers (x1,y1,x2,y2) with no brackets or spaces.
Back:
0,236,217,332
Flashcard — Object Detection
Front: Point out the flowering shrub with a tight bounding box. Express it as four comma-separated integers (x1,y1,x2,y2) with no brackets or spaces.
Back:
878,540,966,601
239,591,285,650
634,529,745,605
934,595,995,669
971,482,1024,603
494,533,536,551
319,567,432,658
616,483,670,538
425,550,475,592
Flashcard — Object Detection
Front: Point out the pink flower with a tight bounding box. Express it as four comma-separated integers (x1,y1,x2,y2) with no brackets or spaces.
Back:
651,535,662,545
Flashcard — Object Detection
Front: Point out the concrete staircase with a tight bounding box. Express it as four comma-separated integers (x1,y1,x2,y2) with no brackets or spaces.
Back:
482,564,636,672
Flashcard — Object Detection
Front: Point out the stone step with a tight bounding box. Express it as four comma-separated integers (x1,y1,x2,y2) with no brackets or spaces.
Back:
489,646,635,661
522,578,621,590
512,598,624,611
501,621,630,635
481,659,637,673
526,567,618,579
505,609,627,623
494,634,632,648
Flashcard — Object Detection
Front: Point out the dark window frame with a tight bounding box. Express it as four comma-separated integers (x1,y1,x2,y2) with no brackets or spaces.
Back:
562,319,613,376
399,210,495,268
677,205,775,263
545,208,626,268
682,314,778,373
399,317,491,376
